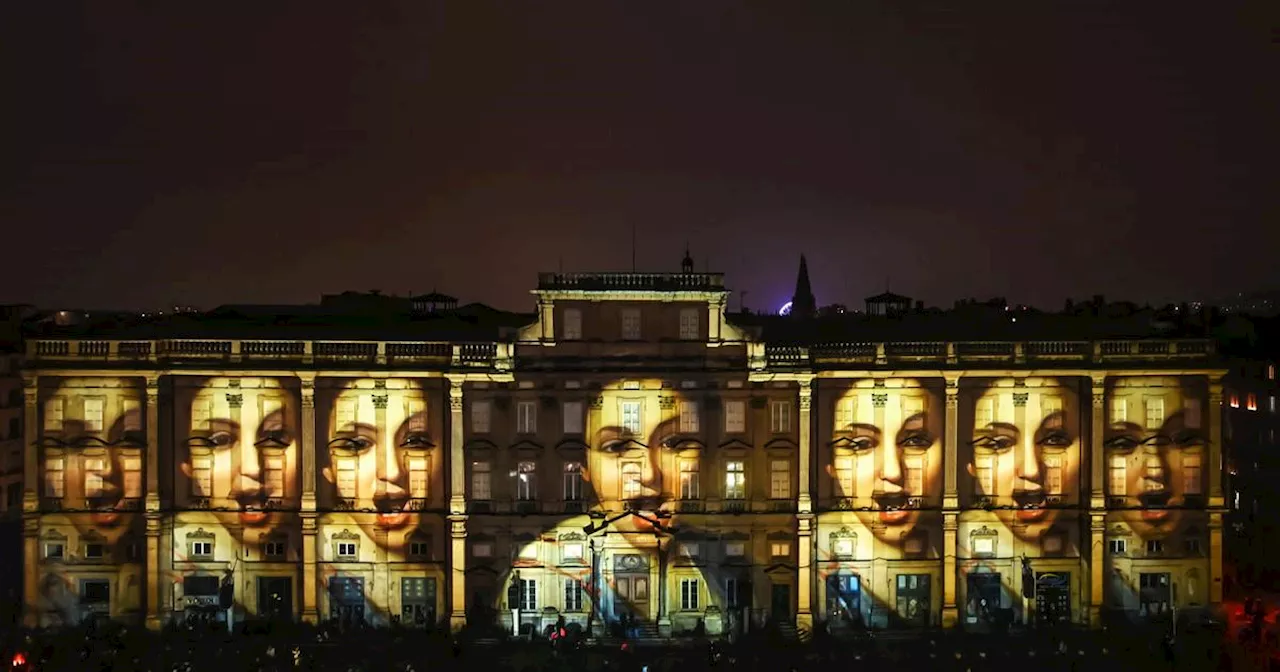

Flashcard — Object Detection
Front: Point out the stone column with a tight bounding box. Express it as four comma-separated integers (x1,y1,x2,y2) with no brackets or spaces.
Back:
299,377,319,623
942,376,960,627
1088,376,1107,628
796,377,814,630
1208,377,1225,605
447,377,468,631
21,374,39,628
144,377,163,630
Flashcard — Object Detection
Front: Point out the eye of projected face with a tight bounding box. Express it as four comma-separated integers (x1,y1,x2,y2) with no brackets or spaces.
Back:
1038,429,1073,448
972,432,1017,452
1103,434,1142,451
899,430,933,449
846,435,878,452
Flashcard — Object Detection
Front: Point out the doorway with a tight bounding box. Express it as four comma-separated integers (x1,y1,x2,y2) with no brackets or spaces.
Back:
966,572,1002,622
614,574,649,621
401,577,437,627
328,577,365,627
1139,572,1172,617
826,574,861,625
1035,572,1070,625
257,576,293,621
771,583,792,623
895,574,931,627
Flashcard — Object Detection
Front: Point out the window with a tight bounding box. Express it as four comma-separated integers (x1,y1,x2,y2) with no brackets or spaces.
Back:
769,401,791,433
561,542,584,562
974,456,994,496
44,398,63,431
470,400,491,434
1182,454,1202,495
84,542,105,559
189,457,214,497
1042,534,1064,554
336,542,357,560
335,458,356,498
517,578,538,611
563,462,583,501
678,308,699,340
562,401,584,435
1109,398,1127,424
769,459,791,499
1184,537,1202,555
1229,393,1239,409
562,308,583,340
1247,393,1258,411
263,541,286,559
516,461,536,501
1144,398,1164,429
724,542,745,557
263,397,285,432
1146,539,1164,555
84,458,105,498
770,541,790,558
832,537,855,558
1269,364,1277,380
680,579,699,610
972,536,995,556
1184,399,1202,429
833,456,855,497
472,542,493,558
516,401,537,434
1271,395,1277,413
725,578,741,608
1041,395,1063,419
835,397,855,430
678,542,700,559
1044,456,1063,495
902,396,924,419
336,398,357,428
564,579,584,611
1143,456,1162,491
39,457,62,499
121,399,142,432
408,540,430,558
1108,455,1126,496
974,398,994,427
191,397,213,431
122,457,142,499
191,541,213,559
621,461,643,499
724,460,746,500
1108,539,1127,555
904,457,923,496
405,399,426,433
518,541,539,561
679,459,699,499
620,401,642,435
262,456,285,497
679,401,700,433
724,400,746,433
620,308,641,340
44,542,64,560
408,458,428,499
471,461,491,500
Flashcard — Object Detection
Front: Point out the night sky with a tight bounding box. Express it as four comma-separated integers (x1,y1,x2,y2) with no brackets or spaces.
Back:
3,2,1276,314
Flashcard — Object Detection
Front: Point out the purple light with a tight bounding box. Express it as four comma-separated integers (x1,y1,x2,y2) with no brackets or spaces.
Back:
778,301,793,316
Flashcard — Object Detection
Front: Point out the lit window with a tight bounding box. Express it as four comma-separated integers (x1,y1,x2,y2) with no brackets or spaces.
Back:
1044,456,1062,495
84,458,105,498
405,399,426,433
518,579,538,611
770,460,791,499
904,457,924,496
516,401,537,434
620,308,642,340
1182,455,1202,495
770,542,790,558
408,458,428,499
679,459,699,499
82,399,105,432
336,398,357,428
974,456,995,496
121,399,142,432
1109,398,1127,424
43,398,64,431
264,456,285,497
680,578,700,610
902,396,924,419
833,456,855,497
1184,399,1202,429
974,398,994,427
1144,397,1165,430
470,400,491,434
1247,393,1258,411
562,401,583,435
1143,456,1162,491
564,579,584,611
123,457,142,499
621,461,643,500
679,401,700,433
561,542,584,562
44,458,65,498
335,458,356,499
835,397,855,430
724,461,746,500
972,536,995,556
769,401,791,433
516,461,537,501
1229,393,1240,409
723,400,746,433
562,462,583,501
832,537,855,558
1269,364,1276,380
191,398,212,431
471,461,491,500
1108,455,1126,496
678,308,700,340
262,397,285,432
562,308,582,340
1270,395,1276,413
620,400,643,435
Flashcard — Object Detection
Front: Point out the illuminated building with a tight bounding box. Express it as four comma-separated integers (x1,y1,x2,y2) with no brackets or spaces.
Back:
18,269,1228,634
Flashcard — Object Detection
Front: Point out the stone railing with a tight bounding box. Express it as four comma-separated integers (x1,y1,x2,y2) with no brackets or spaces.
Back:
537,272,725,292
28,339,514,370
755,338,1217,369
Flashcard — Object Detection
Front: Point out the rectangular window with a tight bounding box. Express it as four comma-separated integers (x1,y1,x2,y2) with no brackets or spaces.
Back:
561,542,584,562
263,456,285,497
119,457,143,499
1108,539,1127,555
516,461,536,501
191,541,214,558
564,579,584,612
405,399,426,433
972,536,995,556
832,537,855,558
904,456,924,496
1109,398,1127,425
562,308,582,341
84,543,105,559
562,401,584,435
121,399,142,432
1144,398,1165,429
680,578,699,610
621,461,643,499
336,542,357,559
725,578,740,608
264,541,286,559
1270,395,1276,413
974,398,995,427
902,396,924,419
471,461,491,500
1143,456,1162,492
724,400,746,433
472,542,492,558
1146,540,1164,555
724,542,745,557
1108,455,1126,496
1229,393,1240,409
769,400,791,433
408,541,430,558
1269,364,1276,380
335,458,356,499
408,458,428,499
519,579,538,611
516,401,537,434
770,541,790,558
471,400,491,434
1182,454,1202,495
679,458,699,499
834,456,855,497
678,542,700,559
769,459,791,499
45,458,65,497
678,308,699,340
1044,455,1063,495
261,397,285,432
1184,398,1202,429
679,401,700,433
84,458,105,498
45,542,64,560
620,401,642,435
835,397,855,430
336,398,357,428
563,462,583,501
620,308,642,340
44,398,64,431
1247,393,1258,411
1041,395,1063,418
190,397,213,431
975,456,994,496
724,460,746,500
82,399,104,432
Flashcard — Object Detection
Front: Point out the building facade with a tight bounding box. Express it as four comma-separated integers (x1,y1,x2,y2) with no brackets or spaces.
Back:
20,272,1227,634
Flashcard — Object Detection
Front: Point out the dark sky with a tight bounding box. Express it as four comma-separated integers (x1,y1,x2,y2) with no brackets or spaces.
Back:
2,2,1276,313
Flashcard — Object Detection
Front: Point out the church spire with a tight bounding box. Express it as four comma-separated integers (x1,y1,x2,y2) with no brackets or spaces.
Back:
790,254,817,318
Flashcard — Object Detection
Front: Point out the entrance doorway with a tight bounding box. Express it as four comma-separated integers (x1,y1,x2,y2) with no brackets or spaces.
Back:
257,577,293,621
328,577,365,627
771,584,792,623
1139,573,1172,617
401,577,437,627
895,574,931,627
1035,572,1070,625
966,572,1002,622
826,574,861,625
614,574,649,621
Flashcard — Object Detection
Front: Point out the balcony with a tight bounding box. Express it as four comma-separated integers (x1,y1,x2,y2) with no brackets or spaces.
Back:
536,272,725,293
678,500,704,513
722,500,748,514
763,338,1217,369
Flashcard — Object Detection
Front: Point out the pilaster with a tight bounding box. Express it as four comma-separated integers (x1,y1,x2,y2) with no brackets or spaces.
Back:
796,513,814,630
144,376,162,630
449,514,468,632
1089,375,1106,509
446,376,467,631
796,378,813,514
1089,512,1105,627
299,377,318,623
21,374,38,628
1208,377,1224,504
942,512,958,627
301,514,319,623
943,375,960,509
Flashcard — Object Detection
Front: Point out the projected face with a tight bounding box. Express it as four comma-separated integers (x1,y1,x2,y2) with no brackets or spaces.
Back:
178,379,298,529
968,379,1081,542
321,383,432,530
1106,379,1205,539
